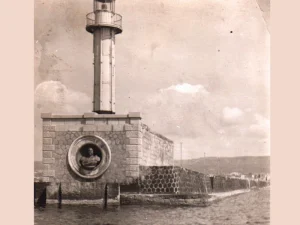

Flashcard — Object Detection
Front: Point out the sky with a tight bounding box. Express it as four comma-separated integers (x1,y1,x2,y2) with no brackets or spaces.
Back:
34,0,270,161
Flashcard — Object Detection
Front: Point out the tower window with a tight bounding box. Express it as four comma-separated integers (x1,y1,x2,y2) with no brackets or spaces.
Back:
101,3,108,10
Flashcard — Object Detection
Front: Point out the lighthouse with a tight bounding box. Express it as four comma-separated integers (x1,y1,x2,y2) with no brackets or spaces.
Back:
39,1,177,204
86,0,122,114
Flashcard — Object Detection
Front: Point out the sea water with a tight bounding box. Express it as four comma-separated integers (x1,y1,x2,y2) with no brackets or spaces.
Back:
35,187,270,225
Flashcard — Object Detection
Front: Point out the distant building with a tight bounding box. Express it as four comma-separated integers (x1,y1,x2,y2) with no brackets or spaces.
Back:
251,173,270,181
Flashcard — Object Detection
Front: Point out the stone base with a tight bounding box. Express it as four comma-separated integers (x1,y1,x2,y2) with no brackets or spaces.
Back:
40,112,175,200
120,193,210,207
46,198,120,206
44,183,120,206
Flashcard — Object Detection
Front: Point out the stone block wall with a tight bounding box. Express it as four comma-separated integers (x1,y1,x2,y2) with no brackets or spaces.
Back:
211,176,249,192
140,124,174,166
40,112,176,200
177,168,212,194
133,166,269,195
211,176,269,192
139,166,180,194
41,112,143,199
250,179,269,188
138,166,211,194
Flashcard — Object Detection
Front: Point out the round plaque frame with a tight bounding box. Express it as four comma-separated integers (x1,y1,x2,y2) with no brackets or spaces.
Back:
67,135,111,179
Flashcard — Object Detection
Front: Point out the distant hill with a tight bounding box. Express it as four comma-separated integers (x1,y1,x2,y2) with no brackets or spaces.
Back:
174,156,270,175
35,156,270,176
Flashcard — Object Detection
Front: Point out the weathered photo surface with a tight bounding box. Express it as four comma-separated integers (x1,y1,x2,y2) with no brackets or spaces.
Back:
34,0,270,224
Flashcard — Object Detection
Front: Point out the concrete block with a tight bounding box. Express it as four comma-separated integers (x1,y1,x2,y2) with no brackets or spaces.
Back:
41,113,52,118
84,112,98,118
129,118,141,125
83,125,96,131
43,170,55,177
43,138,52,145
126,150,139,158
126,158,139,165
126,131,142,138
107,119,119,125
43,119,51,125
43,151,53,158
124,124,140,131
85,119,94,125
126,171,139,177
64,119,82,124
43,158,55,164
52,115,83,119
126,145,142,151
128,112,142,118
43,145,55,151
127,138,142,145
55,125,67,131
97,124,112,132
113,124,124,131
94,119,108,124
43,131,55,138
43,164,50,171
41,177,50,182
67,124,83,131
118,118,130,124
43,126,55,131
51,120,65,125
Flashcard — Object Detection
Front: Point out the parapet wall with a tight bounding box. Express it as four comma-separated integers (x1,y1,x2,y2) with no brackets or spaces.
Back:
139,166,211,194
211,176,249,192
139,166,180,194
123,166,269,195
177,168,212,194
140,124,174,166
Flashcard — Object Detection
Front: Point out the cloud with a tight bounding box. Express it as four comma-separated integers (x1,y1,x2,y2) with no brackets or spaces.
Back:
35,80,91,113
34,41,42,71
34,80,92,160
34,0,270,160
161,83,209,95
138,87,210,138
222,107,244,125
249,114,269,137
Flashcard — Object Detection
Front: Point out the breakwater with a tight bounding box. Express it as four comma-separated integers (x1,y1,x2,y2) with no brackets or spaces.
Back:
121,166,269,195
35,165,269,207
118,166,269,206
120,193,210,207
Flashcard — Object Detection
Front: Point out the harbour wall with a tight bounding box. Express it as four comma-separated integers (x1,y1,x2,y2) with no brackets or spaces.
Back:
121,166,269,195
36,112,267,205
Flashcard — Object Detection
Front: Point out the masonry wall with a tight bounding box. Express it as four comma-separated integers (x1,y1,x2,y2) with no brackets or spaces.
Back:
134,166,269,195
138,166,211,194
177,168,212,194
41,113,143,199
211,176,249,192
140,124,174,166
139,166,180,194
211,176,269,192
250,179,269,188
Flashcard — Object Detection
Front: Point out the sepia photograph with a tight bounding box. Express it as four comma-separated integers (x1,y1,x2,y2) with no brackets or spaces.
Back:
34,0,270,224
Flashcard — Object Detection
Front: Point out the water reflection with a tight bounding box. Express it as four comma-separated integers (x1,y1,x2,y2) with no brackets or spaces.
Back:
35,188,270,225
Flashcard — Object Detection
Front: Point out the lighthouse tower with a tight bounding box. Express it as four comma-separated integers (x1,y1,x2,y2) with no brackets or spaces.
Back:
86,0,122,114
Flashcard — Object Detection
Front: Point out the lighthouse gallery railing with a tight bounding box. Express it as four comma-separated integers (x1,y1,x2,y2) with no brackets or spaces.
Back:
86,11,122,31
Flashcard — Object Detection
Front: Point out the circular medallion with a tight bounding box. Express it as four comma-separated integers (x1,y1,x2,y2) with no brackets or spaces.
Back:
68,135,111,179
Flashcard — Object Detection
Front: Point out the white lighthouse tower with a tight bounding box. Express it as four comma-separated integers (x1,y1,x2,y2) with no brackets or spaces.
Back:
86,0,122,114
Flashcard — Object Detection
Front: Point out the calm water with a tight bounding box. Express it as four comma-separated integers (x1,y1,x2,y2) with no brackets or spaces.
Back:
35,188,270,225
